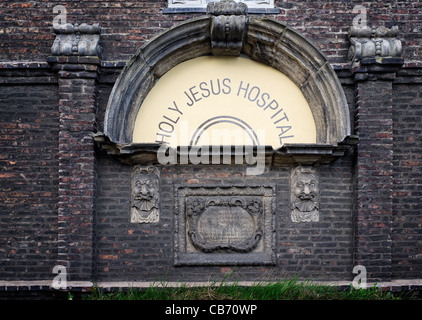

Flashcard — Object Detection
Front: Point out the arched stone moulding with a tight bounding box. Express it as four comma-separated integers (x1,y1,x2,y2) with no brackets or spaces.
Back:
104,16,212,145
99,12,357,166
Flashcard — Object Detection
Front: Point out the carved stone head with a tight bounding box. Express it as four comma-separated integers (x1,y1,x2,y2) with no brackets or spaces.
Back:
290,166,319,222
131,165,160,223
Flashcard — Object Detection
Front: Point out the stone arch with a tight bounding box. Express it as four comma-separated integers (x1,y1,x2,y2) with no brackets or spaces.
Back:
104,12,351,152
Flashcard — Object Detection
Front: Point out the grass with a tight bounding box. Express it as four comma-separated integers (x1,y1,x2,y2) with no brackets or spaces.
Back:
82,278,402,300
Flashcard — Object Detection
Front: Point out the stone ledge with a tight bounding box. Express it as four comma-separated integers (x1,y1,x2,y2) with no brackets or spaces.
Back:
1,61,421,86
0,281,92,291
0,62,50,69
93,133,357,167
0,279,421,293
162,7,281,14
46,56,101,65
98,279,422,291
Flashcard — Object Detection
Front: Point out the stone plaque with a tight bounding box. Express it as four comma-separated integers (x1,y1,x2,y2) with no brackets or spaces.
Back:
187,197,263,253
175,185,275,266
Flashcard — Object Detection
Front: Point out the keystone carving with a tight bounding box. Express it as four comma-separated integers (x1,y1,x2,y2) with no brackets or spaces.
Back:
51,23,102,57
131,165,160,223
348,26,402,67
290,166,320,223
207,0,248,56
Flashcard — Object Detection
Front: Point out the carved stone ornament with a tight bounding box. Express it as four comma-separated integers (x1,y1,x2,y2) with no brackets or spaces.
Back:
186,197,263,253
348,25,403,67
174,185,276,266
208,0,248,56
51,23,102,57
290,166,319,223
130,165,160,224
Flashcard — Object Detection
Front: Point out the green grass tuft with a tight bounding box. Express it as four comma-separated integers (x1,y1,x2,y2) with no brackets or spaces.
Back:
83,278,401,300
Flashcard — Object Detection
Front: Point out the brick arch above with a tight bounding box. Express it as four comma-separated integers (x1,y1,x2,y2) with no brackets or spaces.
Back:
102,12,355,165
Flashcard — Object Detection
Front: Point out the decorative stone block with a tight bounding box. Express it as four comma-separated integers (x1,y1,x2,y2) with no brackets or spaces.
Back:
131,165,160,223
174,185,276,266
51,23,102,57
207,0,248,16
208,0,248,56
290,166,319,223
187,197,263,253
348,26,402,67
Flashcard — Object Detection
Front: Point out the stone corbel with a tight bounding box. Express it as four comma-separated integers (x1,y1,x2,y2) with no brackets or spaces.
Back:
51,22,102,57
348,25,403,69
207,0,248,56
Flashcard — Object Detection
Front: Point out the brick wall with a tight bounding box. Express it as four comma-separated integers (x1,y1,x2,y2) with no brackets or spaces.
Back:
0,0,421,284
353,77,395,281
95,153,354,282
0,1,421,65
392,82,422,279
0,82,59,280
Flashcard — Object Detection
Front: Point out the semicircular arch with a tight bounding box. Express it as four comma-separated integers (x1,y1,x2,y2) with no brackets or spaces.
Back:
104,15,351,147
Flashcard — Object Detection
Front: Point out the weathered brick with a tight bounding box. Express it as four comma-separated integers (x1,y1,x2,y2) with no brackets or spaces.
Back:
0,0,421,288
0,83,59,280
0,1,419,65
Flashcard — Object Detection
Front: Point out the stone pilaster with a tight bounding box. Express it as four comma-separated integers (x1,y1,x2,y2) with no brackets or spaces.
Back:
48,22,101,281
349,26,403,282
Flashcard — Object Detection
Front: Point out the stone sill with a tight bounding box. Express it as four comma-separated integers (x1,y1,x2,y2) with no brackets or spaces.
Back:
93,133,358,167
1,279,421,292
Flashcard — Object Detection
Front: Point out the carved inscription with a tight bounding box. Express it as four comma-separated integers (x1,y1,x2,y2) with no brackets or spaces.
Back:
198,207,254,243
187,197,263,253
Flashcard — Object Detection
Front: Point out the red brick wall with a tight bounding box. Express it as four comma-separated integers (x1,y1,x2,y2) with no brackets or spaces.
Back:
392,81,422,279
94,156,355,282
0,1,421,65
0,1,421,283
0,81,59,279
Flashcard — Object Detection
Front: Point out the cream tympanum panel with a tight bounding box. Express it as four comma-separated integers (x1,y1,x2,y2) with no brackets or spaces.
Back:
133,56,316,148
